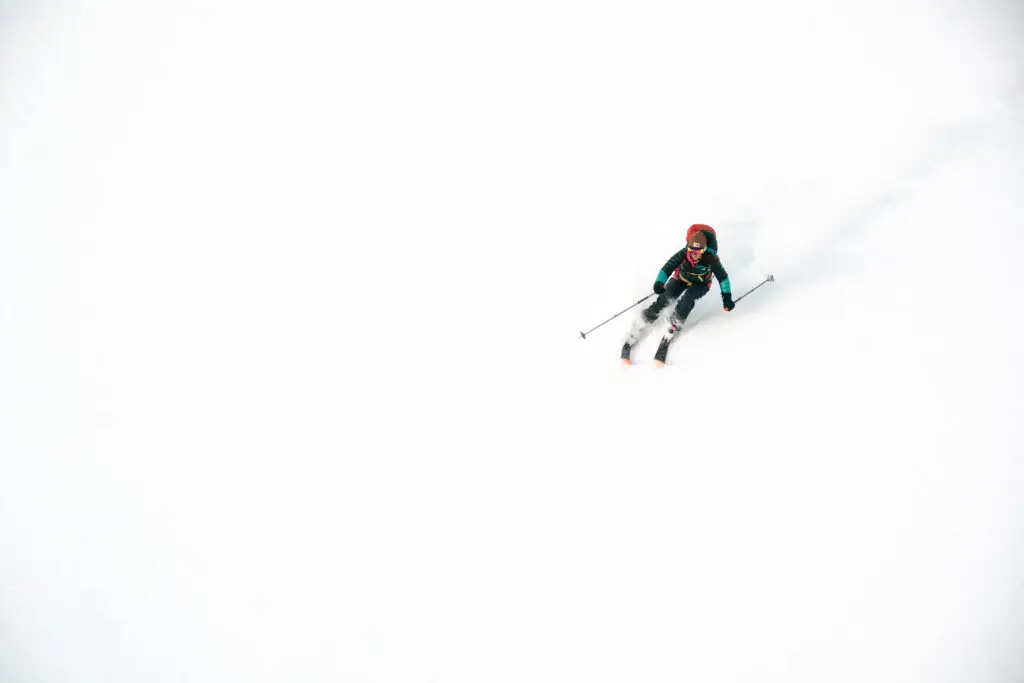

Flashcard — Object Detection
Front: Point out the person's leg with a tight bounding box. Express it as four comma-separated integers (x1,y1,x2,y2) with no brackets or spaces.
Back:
623,278,687,354
642,278,686,321
668,283,710,327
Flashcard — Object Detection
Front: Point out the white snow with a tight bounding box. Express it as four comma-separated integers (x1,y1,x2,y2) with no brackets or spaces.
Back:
1,1,1023,682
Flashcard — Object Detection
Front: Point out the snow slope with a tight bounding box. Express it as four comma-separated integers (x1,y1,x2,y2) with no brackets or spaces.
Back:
2,1,1023,682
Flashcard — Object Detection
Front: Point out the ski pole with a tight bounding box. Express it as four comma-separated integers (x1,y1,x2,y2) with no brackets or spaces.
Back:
734,272,775,304
580,294,654,339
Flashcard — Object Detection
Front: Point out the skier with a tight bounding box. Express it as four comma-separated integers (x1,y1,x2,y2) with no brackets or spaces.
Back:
621,224,735,364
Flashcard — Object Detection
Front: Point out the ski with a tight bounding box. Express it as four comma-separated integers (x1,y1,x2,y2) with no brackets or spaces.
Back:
622,319,685,366
619,313,659,365
652,320,683,365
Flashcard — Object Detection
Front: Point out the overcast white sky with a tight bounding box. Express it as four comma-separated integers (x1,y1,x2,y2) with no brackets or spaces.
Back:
2,1,1023,682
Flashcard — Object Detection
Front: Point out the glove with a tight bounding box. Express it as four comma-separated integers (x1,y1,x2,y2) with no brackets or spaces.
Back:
722,292,735,311
653,281,666,295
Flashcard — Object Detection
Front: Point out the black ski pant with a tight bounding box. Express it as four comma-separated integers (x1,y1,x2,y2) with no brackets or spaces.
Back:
644,278,710,322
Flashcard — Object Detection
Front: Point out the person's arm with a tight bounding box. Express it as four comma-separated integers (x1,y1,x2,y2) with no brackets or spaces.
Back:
713,259,735,310
655,250,686,287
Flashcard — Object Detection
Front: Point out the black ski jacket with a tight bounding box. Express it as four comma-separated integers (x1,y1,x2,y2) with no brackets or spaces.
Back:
657,250,732,295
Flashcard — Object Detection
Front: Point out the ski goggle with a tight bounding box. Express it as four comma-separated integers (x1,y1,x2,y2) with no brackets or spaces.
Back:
687,244,706,257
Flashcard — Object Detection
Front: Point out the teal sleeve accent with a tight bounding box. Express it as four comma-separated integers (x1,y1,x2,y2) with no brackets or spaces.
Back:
719,278,731,295
656,270,669,284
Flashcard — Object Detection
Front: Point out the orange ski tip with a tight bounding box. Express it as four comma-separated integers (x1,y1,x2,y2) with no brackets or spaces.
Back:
621,358,632,365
